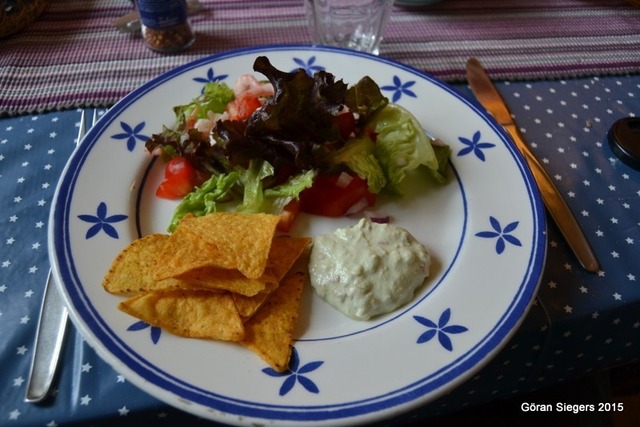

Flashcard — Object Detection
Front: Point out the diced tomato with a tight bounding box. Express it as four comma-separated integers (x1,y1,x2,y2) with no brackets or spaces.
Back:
277,199,301,233
299,173,376,217
333,112,356,140
227,93,262,121
156,156,198,199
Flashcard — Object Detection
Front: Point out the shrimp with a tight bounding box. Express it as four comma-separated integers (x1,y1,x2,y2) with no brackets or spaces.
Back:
233,74,274,98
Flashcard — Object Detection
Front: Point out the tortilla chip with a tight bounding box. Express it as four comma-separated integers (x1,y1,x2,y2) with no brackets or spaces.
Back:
105,211,309,370
148,277,227,293
241,271,305,372
152,224,222,281
180,212,279,279
177,266,276,297
232,281,279,319
268,236,312,281
119,289,244,341
233,236,311,319
103,234,169,295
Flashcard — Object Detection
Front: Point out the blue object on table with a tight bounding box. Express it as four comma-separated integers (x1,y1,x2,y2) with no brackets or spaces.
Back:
1,72,640,426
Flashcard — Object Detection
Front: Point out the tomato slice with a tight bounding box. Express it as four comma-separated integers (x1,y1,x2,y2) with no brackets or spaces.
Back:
156,156,198,199
156,178,193,199
333,112,356,140
299,173,376,217
277,199,301,233
227,93,262,121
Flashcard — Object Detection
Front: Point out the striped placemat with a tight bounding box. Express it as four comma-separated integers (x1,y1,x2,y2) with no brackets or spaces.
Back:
1,0,639,115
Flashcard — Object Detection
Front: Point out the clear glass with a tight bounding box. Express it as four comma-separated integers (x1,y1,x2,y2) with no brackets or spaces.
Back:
306,0,393,55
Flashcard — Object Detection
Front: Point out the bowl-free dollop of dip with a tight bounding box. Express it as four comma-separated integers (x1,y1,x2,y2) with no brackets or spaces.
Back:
309,218,431,320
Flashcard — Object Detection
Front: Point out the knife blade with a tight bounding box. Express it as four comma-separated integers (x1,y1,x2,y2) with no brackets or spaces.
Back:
465,57,600,273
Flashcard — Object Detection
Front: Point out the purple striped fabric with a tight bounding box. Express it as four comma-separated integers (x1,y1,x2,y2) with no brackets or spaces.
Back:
1,0,639,115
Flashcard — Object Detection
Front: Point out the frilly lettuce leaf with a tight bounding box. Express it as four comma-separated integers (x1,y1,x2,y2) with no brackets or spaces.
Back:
167,171,240,232
368,103,444,193
174,81,235,126
236,159,315,214
343,75,389,124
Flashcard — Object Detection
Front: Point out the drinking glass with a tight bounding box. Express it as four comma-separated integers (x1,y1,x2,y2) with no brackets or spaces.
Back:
306,0,394,55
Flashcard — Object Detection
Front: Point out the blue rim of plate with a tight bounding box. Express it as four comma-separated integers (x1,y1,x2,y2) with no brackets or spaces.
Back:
50,44,546,424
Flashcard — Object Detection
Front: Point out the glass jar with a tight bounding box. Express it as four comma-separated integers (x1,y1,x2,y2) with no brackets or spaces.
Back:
136,0,195,53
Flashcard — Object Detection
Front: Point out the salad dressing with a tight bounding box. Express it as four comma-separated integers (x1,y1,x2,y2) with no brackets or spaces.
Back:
309,218,431,320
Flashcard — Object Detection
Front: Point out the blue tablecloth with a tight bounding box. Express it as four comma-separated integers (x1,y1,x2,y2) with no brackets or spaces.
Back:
1,74,639,425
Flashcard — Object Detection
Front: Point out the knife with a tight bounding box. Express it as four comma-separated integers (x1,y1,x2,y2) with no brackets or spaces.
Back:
465,58,600,273
24,111,91,403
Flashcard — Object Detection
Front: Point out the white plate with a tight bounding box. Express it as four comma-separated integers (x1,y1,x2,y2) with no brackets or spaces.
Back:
49,45,545,426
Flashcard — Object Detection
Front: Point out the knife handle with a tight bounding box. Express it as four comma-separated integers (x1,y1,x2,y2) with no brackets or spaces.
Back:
503,123,600,273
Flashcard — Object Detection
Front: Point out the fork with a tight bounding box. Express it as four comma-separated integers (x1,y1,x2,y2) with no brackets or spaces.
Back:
25,109,98,403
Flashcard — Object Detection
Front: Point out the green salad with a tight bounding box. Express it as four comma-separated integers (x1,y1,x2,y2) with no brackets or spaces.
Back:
145,56,450,232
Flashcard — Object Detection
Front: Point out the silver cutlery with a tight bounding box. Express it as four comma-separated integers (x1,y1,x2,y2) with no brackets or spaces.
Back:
25,110,98,403
465,58,600,273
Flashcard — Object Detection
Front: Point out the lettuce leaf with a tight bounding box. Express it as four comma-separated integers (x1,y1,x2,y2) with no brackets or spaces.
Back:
236,159,315,214
344,75,389,124
236,159,275,213
368,104,444,193
327,104,449,193
174,81,235,126
167,171,240,232
264,169,316,199
244,57,348,165
431,144,452,185
328,136,387,193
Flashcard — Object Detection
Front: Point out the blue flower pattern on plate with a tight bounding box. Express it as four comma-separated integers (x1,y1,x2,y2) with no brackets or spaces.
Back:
292,56,325,75
414,308,468,352
381,75,417,103
262,347,323,396
476,216,522,255
111,121,149,152
193,67,229,92
457,130,496,161
77,202,128,239
127,320,162,345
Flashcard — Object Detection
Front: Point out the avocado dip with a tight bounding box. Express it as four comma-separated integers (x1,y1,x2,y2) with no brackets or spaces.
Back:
308,218,431,320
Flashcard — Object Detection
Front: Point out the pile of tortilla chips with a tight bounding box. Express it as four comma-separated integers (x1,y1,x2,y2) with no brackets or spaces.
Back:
102,212,311,372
